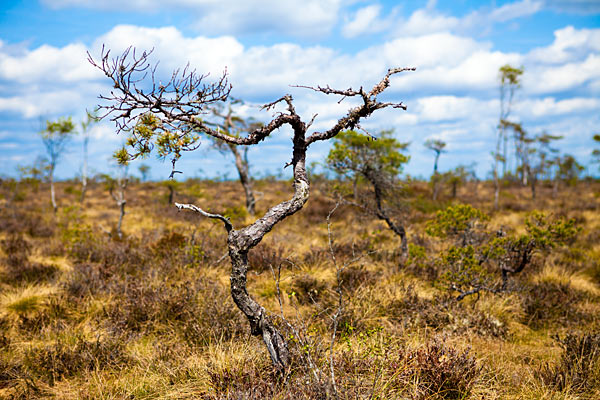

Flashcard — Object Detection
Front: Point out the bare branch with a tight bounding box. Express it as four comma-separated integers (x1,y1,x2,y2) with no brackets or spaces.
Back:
292,84,364,98
368,67,416,97
174,202,233,232
88,45,233,139
305,67,415,146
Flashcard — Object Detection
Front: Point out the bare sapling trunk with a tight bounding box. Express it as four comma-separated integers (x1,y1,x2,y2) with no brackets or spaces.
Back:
209,105,258,216
50,166,57,213
494,128,502,210
432,153,440,201
432,175,441,201
229,144,256,216
424,140,445,201
80,135,88,203
168,185,174,204
529,170,536,200
494,174,500,210
109,174,127,239
40,118,74,214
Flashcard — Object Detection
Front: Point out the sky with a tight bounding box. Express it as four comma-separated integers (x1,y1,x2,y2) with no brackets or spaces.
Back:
0,0,599,181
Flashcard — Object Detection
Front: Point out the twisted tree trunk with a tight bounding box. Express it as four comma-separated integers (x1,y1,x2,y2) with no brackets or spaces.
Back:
177,106,310,369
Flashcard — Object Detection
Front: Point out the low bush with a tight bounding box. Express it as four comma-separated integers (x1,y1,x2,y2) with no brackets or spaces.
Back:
23,334,129,386
539,332,600,394
521,281,587,329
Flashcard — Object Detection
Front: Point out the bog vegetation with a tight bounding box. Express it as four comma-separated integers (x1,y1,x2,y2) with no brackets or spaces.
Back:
1,175,599,399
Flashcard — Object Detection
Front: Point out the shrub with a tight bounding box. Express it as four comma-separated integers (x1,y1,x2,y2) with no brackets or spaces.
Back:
525,210,580,248
539,332,600,394
23,334,129,386
339,265,378,292
152,231,187,257
64,262,113,299
521,281,586,329
290,274,328,305
383,339,481,399
426,204,488,245
107,282,198,333
248,243,289,273
437,245,493,299
407,340,480,399
1,235,31,267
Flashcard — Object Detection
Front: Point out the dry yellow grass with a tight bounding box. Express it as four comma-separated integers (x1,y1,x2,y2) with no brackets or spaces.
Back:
0,179,599,398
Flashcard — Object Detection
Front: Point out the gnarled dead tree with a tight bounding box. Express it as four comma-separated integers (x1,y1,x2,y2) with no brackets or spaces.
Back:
89,46,414,369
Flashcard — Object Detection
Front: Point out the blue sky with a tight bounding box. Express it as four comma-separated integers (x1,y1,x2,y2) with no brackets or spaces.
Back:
0,0,599,181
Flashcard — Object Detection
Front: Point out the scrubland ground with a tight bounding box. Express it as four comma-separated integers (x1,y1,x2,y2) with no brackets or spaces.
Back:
0,177,599,399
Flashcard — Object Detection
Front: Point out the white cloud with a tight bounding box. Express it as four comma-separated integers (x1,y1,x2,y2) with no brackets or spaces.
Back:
527,26,600,64
93,25,244,76
489,0,543,22
390,0,543,38
517,97,600,117
416,96,497,122
386,49,522,93
1,23,599,178
194,0,343,38
0,42,99,84
399,9,459,36
0,90,86,118
342,5,394,38
389,1,563,53
525,54,600,94
42,0,343,38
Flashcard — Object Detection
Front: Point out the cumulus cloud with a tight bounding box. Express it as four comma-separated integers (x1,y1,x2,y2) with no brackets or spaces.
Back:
416,96,497,122
42,0,343,38
389,0,544,38
0,90,87,118
527,26,600,64
398,9,460,36
489,0,543,22
341,5,395,38
517,97,600,118
1,21,598,178
93,25,244,76
525,54,600,94
0,42,99,84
